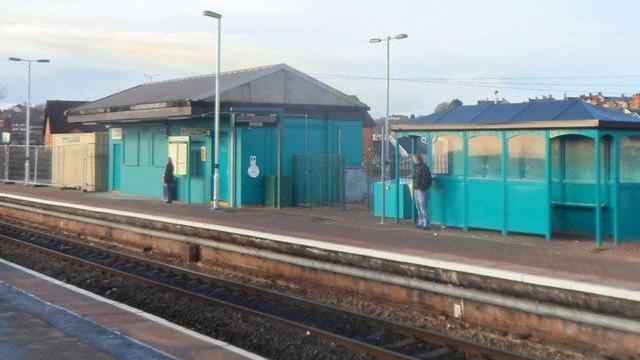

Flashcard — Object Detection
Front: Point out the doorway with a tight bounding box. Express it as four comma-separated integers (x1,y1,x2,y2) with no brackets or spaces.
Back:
112,143,122,192
189,142,207,203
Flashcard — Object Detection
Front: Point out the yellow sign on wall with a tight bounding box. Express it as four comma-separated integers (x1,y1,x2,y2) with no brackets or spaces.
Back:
168,136,189,176
201,146,207,162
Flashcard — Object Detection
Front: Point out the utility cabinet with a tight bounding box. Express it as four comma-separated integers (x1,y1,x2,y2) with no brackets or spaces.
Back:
52,132,109,191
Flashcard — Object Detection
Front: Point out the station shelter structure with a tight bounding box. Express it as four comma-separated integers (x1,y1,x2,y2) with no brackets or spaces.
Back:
392,99,640,245
67,64,372,208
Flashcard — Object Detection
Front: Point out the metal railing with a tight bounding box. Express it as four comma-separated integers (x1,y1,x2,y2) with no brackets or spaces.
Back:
293,154,345,208
0,144,108,191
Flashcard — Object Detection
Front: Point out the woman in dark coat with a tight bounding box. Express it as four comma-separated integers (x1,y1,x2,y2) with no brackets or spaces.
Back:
163,157,175,203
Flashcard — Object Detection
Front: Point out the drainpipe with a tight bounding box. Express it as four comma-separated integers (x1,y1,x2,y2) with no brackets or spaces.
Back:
229,112,236,207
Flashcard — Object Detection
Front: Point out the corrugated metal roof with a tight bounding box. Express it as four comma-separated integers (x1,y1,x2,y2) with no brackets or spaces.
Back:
408,100,639,126
69,64,368,114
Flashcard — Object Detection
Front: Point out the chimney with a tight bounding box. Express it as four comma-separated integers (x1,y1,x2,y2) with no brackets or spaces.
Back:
632,93,640,109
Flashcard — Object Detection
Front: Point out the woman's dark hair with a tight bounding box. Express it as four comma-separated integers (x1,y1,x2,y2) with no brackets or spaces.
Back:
413,153,423,163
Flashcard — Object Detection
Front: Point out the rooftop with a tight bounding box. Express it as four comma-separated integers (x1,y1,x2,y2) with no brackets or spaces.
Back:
68,64,369,117
394,99,640,131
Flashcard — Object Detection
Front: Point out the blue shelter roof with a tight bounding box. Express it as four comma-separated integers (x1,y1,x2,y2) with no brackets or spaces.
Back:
395,100,640,130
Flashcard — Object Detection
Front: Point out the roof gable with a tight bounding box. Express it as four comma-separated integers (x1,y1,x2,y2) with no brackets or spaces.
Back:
69,64,368,115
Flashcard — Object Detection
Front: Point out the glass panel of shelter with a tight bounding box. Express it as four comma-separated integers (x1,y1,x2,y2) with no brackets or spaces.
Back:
467,135,502,178
552,135,611,191
620,136,640,183
432,135,463,176
508,135,545,180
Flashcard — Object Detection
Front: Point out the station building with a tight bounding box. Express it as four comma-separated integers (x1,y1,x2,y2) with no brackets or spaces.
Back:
392,99,640,245
67,64,372,207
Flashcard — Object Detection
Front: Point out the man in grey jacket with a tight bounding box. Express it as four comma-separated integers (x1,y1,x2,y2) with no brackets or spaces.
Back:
411,154,432,230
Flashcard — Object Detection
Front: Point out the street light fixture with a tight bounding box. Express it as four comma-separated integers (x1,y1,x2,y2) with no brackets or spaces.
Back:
8,56,50,184
369,33,407,225
203,10,222,210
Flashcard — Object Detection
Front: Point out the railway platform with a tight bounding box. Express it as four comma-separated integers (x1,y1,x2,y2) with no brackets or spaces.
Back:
0,184,638,292
0,256,262,360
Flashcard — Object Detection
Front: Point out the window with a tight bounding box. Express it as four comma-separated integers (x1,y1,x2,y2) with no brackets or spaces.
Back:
508,135,545,180
564,136,594,182
123,133,139,166
168,141,188,176
621,136,640,183
139,134,150,167
468,135,501,178
152,133,167,168
432,135,463,176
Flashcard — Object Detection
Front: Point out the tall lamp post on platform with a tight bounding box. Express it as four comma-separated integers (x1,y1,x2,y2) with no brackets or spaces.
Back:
203,10,222,209
369,33,407,225
8,57,50,184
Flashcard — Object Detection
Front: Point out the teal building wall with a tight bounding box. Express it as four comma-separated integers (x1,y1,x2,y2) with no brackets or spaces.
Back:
109,115,364,208
396,128,640,244
234,117,363,206
108,117,230,204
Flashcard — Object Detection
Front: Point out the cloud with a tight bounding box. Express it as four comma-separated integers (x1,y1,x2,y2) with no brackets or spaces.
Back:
0,23,287,73
2,0,640,117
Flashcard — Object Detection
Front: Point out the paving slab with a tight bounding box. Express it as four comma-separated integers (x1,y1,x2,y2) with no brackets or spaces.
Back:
0,258,263,360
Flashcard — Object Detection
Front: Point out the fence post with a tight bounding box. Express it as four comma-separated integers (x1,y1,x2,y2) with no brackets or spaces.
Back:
34,146,38,184
340,155,346,210
411,138,417,223
3,145,7,182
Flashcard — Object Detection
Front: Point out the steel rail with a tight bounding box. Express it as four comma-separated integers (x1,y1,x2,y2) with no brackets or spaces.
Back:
0,221,533,360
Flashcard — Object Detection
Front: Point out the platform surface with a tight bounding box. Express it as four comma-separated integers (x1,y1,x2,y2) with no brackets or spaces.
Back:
0,257,263,360
0,184,640,298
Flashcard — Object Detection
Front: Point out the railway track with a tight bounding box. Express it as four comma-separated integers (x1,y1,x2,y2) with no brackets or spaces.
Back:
0,221,532,360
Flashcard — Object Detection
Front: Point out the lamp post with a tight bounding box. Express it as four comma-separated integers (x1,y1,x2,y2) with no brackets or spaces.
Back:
369,34,407,225
8,57,50,184
203,10,222,210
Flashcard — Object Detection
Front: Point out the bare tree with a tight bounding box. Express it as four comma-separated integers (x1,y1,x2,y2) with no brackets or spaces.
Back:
433,102,450,113
433,98,463,113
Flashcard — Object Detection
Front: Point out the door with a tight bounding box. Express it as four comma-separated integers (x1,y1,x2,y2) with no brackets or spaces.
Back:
112,144,122,192
189,142,207,203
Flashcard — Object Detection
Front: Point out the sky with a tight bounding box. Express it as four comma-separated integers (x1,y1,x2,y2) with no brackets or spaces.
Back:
1,0,640,117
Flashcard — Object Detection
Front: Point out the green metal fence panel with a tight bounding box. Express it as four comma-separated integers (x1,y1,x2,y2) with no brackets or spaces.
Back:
293,154,345,208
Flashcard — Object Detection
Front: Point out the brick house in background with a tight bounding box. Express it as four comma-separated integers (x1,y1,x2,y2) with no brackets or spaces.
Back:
0,112,13,131
43,100,107,146
566,92,640,117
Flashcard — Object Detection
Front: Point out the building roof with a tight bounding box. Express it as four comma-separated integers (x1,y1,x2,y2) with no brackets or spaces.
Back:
69,64,368,117
44,100,106,135
393,99,640,131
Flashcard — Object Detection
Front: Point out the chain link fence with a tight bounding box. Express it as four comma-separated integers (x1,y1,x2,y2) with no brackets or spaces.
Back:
0,144,108,191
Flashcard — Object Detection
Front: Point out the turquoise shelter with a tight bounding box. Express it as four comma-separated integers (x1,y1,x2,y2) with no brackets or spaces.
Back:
67,64,371,208
392,99,640,245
